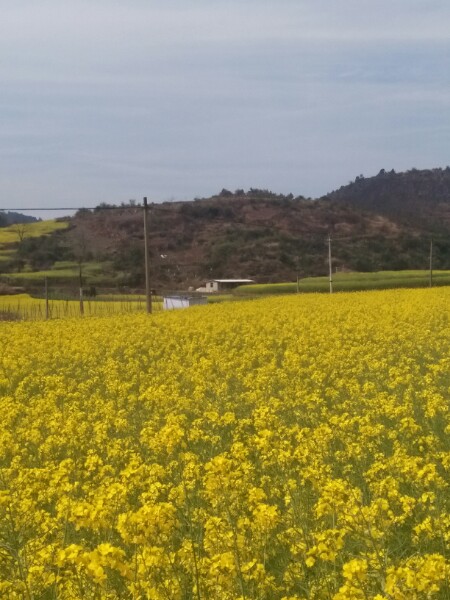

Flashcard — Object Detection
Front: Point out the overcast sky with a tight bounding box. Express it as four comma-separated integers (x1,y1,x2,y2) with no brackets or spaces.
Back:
1,0,450,217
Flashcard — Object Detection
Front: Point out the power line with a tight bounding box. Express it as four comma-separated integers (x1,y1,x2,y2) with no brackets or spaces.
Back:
0,206,135,211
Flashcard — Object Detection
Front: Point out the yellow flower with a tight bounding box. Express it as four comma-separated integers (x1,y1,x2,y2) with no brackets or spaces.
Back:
1,288,449,597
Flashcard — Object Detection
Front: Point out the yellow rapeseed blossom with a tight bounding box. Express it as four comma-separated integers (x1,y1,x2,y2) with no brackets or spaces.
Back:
0,287,449,598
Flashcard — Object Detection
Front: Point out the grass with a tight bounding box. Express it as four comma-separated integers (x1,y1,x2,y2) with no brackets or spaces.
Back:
235,269,450,295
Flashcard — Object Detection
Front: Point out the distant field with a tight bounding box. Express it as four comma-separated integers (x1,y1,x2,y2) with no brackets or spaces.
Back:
236,269,450,295
0,219,68,245
4,261,116,286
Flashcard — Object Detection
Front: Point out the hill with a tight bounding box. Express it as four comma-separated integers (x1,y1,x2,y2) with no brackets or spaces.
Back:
47,187,447,289
63,195,399,287
1,168,450,291
325,167,450,231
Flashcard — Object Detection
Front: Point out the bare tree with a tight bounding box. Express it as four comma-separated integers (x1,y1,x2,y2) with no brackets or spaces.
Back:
11,223,28,243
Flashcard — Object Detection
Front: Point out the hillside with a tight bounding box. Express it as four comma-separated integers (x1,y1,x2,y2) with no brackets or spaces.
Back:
59,194,413,288
325,167,450,231
1,168,450,291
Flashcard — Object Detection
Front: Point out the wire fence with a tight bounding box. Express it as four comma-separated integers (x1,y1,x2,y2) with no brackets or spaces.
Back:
0,292,164,322
0,285,215,322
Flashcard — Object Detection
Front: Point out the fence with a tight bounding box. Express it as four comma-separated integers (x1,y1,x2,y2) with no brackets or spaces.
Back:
0,292,164,322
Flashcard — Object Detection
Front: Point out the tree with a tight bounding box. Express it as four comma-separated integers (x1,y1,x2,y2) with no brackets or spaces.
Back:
11,222,28,242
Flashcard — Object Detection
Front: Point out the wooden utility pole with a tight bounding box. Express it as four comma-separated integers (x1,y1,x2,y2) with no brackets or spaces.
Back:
328,234,333,294
79,264,84,316
429,237,433,288
143,197,152,314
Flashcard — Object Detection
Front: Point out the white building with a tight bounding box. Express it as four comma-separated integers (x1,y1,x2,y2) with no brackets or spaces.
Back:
163,295,208,310
196,279,254,293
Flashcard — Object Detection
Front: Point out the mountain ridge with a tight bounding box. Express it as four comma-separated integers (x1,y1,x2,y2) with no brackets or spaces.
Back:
324,166,450,230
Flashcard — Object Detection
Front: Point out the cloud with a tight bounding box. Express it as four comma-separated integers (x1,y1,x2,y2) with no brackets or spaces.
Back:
1,1,450,210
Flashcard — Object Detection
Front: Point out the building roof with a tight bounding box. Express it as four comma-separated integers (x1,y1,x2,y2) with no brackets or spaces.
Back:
163,295,206,300
208,279,254,283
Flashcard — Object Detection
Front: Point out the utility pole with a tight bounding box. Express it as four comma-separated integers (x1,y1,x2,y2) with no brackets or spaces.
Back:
79,264,84,316
143,197,152,314
328,234,333,294
429,237,433,288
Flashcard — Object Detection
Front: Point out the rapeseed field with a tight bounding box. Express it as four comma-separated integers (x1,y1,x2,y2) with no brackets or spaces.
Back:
0,288,449,599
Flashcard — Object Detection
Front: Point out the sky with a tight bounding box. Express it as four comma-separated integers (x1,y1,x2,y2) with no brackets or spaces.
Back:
1,0,450,218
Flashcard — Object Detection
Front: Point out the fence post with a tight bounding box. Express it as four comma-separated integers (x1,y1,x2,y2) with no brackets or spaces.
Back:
45,277,49,320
